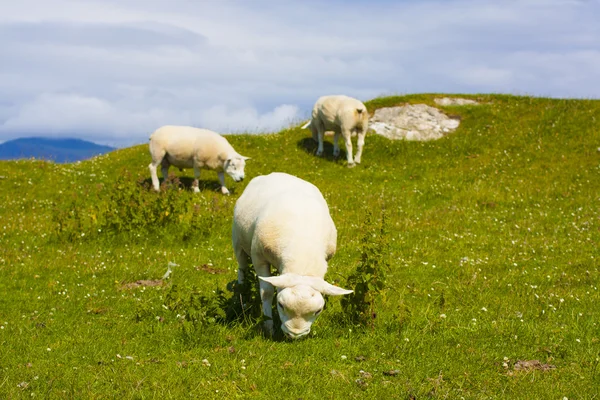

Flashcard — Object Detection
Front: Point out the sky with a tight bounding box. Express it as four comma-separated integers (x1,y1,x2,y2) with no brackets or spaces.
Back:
1,0,599,147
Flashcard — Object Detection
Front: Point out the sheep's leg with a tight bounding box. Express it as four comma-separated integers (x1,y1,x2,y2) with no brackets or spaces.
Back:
316,120,326,157
310,121,318,142
217,171,230,195
333,132,341,158
342,128,355,167
149,162,161,191
149,151,167,191
192,166,201,193
161,159,170,185
233,240,249,284
254,261,275,335
354,129,366,164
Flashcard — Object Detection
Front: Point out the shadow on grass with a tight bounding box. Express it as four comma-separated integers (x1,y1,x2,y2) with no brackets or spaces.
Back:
297,137,347,164
138,175,236,195
166,267,288,343
220,279,287,342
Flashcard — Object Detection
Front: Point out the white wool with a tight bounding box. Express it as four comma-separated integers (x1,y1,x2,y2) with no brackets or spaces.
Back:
148,125,248,195
304,95,369,166
232,172,352,339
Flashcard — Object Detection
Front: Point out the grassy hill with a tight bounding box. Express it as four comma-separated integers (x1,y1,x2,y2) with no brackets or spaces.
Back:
0,94,598,398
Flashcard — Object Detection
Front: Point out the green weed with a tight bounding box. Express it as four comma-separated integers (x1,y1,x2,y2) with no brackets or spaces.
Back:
341,208,390,328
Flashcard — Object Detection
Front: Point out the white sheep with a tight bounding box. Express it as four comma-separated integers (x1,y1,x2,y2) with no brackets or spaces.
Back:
148,125,248,195
302,95,369,167
232,172,352,339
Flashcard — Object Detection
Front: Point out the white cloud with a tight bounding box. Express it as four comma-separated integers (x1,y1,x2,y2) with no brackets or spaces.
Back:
1,93,300,146
198,104,300,134
0,0,599,146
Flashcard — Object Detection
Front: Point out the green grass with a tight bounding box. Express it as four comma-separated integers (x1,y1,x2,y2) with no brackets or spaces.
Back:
1,94,599,399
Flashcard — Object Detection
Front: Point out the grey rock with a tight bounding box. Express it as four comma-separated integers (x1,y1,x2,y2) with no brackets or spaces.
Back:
369,104,460,141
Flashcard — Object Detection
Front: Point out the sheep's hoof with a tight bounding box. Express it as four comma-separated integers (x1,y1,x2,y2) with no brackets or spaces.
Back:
192,187,200,193
347,162,356,168
221,187,230,195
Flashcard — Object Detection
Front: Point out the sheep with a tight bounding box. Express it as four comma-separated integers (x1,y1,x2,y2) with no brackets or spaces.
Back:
232,172,353,339
302,95,369,167
148,125,248,195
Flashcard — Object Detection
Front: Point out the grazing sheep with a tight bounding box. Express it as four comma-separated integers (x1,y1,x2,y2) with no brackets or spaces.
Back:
302,95,369,167
232,172,352,339
148,125,248,195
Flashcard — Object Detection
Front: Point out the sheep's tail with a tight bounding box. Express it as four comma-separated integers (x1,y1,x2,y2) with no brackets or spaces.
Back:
355,107,368,122
301,121,311,129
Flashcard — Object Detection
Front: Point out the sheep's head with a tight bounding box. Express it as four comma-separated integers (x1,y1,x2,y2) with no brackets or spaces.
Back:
259,274,352,340
224,155,249,182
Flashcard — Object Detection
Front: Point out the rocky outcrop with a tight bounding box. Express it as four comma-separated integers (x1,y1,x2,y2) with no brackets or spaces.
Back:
369,104,460,141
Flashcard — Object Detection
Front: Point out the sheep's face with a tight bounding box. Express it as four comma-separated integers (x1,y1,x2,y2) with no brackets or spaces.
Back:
224,156,248,182
276,285,325,340
259,274,353,340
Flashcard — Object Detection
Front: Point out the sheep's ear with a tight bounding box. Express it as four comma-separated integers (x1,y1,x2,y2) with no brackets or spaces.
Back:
259,274,353,296
241,156,251,161
258,274,299,288
314,280,353,296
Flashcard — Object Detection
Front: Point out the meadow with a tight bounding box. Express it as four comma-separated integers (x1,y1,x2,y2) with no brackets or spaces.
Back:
0,94,598,399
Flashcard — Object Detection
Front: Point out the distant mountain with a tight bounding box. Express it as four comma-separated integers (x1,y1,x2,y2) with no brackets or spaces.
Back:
0,137,115,163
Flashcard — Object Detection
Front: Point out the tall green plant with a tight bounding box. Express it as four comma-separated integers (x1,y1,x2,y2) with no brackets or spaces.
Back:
341,208,390,327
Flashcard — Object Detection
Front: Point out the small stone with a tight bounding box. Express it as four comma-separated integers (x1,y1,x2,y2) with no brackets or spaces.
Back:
355,378,368,388
359,370,373,379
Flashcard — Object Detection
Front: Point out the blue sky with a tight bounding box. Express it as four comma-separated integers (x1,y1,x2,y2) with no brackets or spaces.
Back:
1,0,599,147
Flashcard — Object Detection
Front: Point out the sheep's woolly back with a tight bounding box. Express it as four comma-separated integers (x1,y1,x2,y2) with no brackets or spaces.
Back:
149,125,238,170
312,95,369,131
232,173,336,278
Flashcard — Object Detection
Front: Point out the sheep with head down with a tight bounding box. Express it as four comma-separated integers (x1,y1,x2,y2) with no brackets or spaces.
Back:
302,94,369,167
232,172,353,339
148,125,249,195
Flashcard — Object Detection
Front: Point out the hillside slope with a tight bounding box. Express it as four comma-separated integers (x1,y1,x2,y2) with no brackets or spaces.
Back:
0,94,598,398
